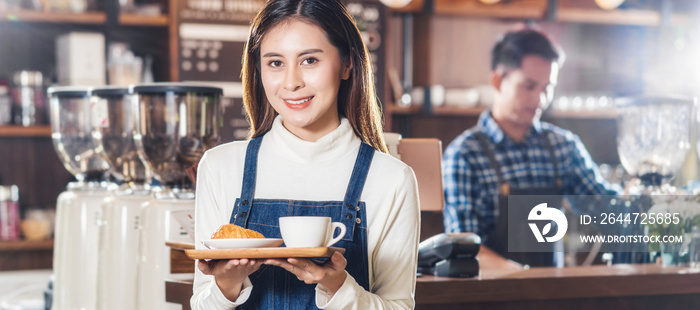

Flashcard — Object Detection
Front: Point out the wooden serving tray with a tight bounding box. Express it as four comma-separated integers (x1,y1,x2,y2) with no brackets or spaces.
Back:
166,241,195,250
185,247,345,260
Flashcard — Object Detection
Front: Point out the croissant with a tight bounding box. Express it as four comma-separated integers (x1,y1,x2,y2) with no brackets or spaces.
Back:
211,224,265,239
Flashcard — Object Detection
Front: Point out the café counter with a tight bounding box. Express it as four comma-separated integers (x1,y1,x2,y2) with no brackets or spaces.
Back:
164,264,700,309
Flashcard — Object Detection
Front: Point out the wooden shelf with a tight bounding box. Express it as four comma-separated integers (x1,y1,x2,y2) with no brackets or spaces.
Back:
0,125,52,137
392,0,546,19
557,8,691,27
0,239,53,251
0,10,106,24
392,0,691,27
558,8,656,26
389,105,486,116
433,106,485,116
546,109,618,120
389,104,486,116
0,239,54,270
387,105,487,116
388,105,422,115
434,0,547,19
390,0,426,13
390,104,617,120
119,13,168,27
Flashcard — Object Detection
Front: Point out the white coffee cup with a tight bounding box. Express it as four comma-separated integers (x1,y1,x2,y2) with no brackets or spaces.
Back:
279,216,346,248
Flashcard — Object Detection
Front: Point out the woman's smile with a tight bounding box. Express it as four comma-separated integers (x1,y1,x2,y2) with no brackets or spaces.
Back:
283,96,314,109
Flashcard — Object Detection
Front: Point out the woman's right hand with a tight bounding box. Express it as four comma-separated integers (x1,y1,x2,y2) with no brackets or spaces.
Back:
198,259,263,301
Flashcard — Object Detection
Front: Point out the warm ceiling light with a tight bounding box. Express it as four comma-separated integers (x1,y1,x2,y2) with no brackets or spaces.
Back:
479,0,502,4
379,0,412,8
595,0,624,10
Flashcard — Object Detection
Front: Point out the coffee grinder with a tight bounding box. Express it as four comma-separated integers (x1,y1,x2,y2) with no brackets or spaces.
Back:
132,83,222,310
614,96,695,263
616,97,694,193
48,86,111,310
92,86,152,310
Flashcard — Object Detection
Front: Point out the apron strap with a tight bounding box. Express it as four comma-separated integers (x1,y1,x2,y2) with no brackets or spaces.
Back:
340,142,375,239
230,136,264,226
475,132,509,195
540,130,562,189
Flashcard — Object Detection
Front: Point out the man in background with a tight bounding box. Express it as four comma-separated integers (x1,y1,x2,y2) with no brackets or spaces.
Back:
442,27,617,269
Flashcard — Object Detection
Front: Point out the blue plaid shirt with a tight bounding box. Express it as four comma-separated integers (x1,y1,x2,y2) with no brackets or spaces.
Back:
442,111,617,239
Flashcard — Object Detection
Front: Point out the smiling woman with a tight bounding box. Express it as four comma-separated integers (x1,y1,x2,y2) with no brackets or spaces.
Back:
191,0,420,309
241,0,388,153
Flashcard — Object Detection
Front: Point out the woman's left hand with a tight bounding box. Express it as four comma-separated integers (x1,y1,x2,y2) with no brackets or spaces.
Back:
264,251,347,295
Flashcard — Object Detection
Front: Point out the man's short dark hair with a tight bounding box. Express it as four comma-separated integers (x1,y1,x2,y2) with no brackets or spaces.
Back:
491,28,563,70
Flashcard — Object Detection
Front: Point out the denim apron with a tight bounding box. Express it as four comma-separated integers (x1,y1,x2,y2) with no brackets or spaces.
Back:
230,136,372,309
475,130,563,267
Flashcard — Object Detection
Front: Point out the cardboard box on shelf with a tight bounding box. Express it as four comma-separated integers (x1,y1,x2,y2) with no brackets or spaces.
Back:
56,32,106,86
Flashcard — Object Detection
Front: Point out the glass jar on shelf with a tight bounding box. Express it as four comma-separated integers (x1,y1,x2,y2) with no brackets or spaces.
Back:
0,185,20,241
0,85,11,125
11,70,46,127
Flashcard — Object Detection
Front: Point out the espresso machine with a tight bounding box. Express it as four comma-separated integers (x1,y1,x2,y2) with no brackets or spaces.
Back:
92,86,152,310
48,86,111,310
132,83,222,310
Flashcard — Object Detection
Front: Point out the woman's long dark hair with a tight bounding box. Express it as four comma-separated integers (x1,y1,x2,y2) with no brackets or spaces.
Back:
241,0,387,153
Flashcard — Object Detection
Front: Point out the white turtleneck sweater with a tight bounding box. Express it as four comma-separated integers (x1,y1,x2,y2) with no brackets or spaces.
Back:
191,116,420,310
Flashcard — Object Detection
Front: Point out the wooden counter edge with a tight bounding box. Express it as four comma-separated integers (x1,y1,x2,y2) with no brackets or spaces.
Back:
165,265,700,308
415,264,700,305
